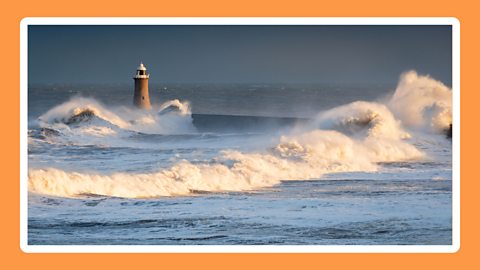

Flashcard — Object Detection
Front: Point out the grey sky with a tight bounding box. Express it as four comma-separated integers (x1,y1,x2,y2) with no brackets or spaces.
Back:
28,25,452,85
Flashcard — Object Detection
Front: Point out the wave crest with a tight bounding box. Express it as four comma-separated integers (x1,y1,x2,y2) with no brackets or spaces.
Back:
158,99,191,116
388,70,452,132
314,101,411,140
38,97,131,129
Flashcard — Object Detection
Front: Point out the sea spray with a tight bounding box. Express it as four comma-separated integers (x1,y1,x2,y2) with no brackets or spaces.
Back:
158,99,191,116
388,71,452,132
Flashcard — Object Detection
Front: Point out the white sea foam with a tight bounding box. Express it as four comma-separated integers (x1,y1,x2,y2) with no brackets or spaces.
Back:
28,127,423,198
28,71,450,198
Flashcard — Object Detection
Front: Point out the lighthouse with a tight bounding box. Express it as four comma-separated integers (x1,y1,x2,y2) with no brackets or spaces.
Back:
133,62,151,109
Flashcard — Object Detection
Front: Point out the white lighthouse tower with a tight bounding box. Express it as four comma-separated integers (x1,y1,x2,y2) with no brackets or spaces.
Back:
133,62,151,109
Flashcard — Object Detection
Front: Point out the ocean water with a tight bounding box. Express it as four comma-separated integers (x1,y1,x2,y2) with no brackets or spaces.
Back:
27,71,453,245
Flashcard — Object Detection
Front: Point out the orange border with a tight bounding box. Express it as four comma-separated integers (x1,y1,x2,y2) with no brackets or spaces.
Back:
2,0,475,269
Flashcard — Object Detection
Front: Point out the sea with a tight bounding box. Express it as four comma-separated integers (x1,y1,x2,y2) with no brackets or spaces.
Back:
27,72,453,245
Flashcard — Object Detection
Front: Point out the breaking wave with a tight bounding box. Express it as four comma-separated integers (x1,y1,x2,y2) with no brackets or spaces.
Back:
38,97,131,129
314,101,411,140
28,70,451,198
388,71,452,132
28,128,423,198
34,97,194,143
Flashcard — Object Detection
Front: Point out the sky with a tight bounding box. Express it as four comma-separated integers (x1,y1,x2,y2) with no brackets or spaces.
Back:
28,25,452,85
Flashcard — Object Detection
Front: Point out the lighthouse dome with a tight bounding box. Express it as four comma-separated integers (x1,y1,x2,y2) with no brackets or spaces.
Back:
137,62,147,71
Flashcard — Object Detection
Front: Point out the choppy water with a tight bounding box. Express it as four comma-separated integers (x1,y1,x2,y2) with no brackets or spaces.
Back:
27,73,453,245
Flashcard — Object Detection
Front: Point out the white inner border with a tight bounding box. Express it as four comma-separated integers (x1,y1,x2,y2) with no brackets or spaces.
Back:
20,17,461,253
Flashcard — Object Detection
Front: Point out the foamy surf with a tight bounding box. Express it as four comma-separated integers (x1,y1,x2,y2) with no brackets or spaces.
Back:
28,70,451,198
28,127,424,198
